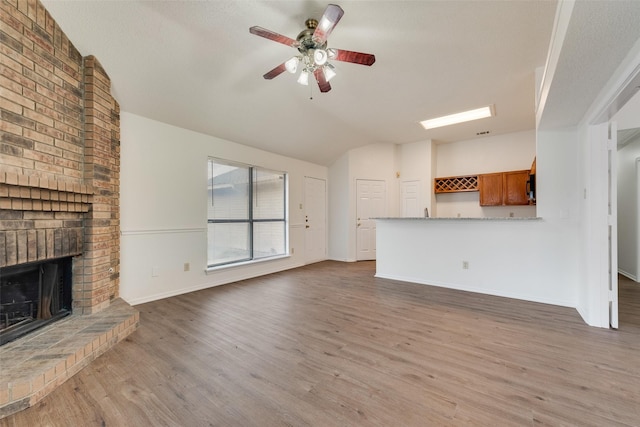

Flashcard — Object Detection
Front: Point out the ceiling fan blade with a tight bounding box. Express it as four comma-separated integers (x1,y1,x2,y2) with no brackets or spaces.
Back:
263,63,287,80
331,49,376,66
312,4,344,45
250,26,299,48
314,69,331,93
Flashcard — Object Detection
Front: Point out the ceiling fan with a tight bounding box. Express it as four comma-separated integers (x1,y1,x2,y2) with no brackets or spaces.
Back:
249,4,375,93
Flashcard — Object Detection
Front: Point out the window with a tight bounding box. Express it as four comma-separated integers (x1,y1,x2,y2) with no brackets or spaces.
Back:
207,158,287,267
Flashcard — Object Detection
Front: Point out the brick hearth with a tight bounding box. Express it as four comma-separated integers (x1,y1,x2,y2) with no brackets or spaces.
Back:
1,0,137,418
0,299,138,418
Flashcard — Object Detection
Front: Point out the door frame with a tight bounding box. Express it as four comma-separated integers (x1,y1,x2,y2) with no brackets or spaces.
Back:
608,122,619,328
588,63,640,328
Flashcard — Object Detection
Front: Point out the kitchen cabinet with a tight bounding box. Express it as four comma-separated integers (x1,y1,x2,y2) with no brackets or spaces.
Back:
479,170,530,206
478,173,503,206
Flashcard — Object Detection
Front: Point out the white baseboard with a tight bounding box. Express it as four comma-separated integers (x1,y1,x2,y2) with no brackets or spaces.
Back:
122,281,227,306
374,272,576,308
122,262,305,306
618,269,638,282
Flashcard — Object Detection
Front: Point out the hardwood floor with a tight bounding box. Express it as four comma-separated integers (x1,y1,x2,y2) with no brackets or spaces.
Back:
2,261,639,426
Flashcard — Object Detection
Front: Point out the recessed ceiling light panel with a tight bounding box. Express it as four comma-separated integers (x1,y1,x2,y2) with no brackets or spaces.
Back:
420,105,495,130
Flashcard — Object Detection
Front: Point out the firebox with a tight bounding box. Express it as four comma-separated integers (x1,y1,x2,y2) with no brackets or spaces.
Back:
0,257,72,345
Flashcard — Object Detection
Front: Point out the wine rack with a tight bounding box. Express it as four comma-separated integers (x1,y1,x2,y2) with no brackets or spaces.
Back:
434,175,479,193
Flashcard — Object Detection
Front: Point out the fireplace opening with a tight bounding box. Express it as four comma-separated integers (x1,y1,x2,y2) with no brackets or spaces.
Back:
0,257,73,346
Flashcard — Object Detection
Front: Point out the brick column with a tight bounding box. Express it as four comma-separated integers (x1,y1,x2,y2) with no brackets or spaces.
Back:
73,56,120,314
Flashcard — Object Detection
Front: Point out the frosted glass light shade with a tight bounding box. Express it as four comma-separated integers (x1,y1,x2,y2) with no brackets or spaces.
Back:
314,49,328,66
285,57,299,74
323,64,336,82
297,70,310,86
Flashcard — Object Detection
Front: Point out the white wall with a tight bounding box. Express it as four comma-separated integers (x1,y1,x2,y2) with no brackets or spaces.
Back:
120,112,328,305
617,137,640,280
328,152,349,261
397,140,436,216
615,89,640,130
436,130,536,176
328,143,398,262
434,130,537,218
536,128,580,220
376,218,577,307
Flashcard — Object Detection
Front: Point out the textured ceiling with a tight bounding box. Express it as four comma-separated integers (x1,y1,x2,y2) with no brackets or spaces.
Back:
42,1,558,165
538,0,640,131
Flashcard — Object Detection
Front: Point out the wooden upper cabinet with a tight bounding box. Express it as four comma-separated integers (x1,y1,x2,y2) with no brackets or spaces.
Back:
479,170,530,206
478,173,503,206
503,170,530,205
530,157,536,175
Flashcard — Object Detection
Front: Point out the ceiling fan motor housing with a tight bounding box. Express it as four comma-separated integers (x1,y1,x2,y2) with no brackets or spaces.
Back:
297,19,327,54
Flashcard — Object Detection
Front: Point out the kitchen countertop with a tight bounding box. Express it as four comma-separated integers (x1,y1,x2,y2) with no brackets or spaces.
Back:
374,217,542,221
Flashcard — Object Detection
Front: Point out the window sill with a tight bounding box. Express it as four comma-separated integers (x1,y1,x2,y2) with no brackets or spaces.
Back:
205,254,291,274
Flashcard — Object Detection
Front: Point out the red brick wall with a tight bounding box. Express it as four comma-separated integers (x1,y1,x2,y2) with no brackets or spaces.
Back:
1,0,120,314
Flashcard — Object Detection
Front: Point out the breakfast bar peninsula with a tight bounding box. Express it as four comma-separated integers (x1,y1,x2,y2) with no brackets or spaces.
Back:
374,216,576,307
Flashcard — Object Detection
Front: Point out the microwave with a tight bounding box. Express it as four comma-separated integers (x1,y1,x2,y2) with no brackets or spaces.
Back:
527,173,536,204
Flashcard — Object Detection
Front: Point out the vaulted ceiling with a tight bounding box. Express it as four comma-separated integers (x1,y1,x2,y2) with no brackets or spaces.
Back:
42,1,559,165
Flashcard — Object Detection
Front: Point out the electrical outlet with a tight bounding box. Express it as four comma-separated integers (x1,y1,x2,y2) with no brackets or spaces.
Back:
462,261,469,269
291,247,295,254
509,212,514,217
184,262,190,272
152,266,159,277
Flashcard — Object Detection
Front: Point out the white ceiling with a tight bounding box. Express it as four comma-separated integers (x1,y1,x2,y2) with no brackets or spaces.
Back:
42,0,558,165
537,0,640,132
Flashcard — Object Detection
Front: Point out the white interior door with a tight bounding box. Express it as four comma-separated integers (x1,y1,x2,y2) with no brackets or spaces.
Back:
304,177,326,263
356,179,386,261
608,122,619,328
401,180,421,217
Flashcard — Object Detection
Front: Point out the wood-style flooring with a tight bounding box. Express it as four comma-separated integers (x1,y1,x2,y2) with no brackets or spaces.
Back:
1,261,639,426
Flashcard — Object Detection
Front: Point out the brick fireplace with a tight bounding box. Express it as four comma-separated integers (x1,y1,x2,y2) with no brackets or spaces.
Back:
1,0,137,418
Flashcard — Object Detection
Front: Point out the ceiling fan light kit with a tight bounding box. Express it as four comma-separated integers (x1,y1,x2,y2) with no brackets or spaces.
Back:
249,4,375,93
324,63,337,81
313,49,328,66
297,70,310,86
284,57,299,73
